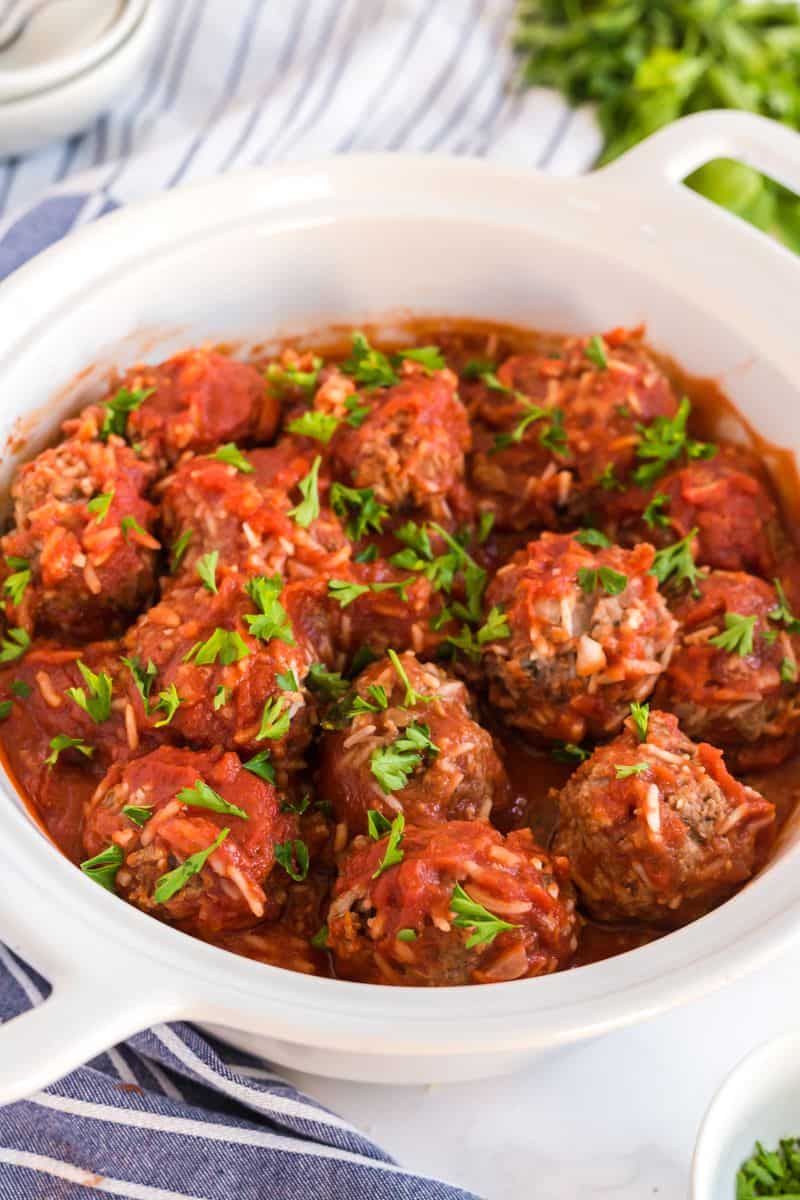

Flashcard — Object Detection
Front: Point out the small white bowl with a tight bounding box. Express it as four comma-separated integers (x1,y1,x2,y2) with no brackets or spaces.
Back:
693,1033,800,1199
0,0,147,102
0,0,159,156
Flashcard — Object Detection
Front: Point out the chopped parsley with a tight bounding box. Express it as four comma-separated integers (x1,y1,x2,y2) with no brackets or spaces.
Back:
371,813,406,879
275,839,310,882
87,491,114,524
462,357,496,380
276,668,300,692
153,685,182,727
10,680,31,699
781,657,797,683
597,463,623,491
311,925,329,949
493,402,550,451
210,442,254,473
450,882,518,948
245,574,294,644
100,386,153,442
306,663,349,701
330,483,388,541
349,684,389,716
397,345,445,373
154,828,230,904
196,551,219,593
477,510,495,543
367,809,393,839
370,721,438,793
80,844,123,891
285,411,341,444
3,557,31,606
552,742,590,764
575,528,611,549
396,928,418,942
328,578,370,608
266,356,322,398
46,734,94,767
176,778,248,820
355,543,378,563
288,455,322,528
121,515,148,542
577,566,628,596
650,529,699,590
256,695,291,741
242,750,276,783
615,762,648,779
65,661,113,723
629,701,649,742
0,627,29,664
633,397,716,488
122,805,152,827
709,612,758,657
280,793,312,815
183,628,250,666
736,1138,800,1198
446,606,510,661
387,648,429,707
170,529,193,573
341,331,398,388
121,655,158,710
0,701,10,721
643,492,671,529
585,335,608,370
768,579,800,634
344,394,370,428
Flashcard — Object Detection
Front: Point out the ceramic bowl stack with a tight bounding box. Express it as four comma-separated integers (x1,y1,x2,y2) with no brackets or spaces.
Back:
0,0,159,156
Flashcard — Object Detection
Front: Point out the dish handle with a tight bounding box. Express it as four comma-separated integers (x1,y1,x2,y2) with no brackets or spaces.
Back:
596,109,800,204
0,849,182,1104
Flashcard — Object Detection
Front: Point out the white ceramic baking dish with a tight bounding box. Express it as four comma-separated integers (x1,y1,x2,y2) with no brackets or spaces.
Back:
1,110,800,1103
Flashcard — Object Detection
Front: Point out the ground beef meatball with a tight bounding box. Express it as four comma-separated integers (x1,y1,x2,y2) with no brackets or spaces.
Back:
123,570,319,777
327,820,577,985
469,327,678,531
482,533,678,743
159,447,350,583
600,448,782,578
1,434,158,640
655,571,800,767
552,709,775,925
83,746,295,936
326,363,471,519
317,652,512,836
76,350,280,469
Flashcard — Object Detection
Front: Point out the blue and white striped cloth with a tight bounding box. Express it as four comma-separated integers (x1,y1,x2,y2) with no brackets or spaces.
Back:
0,3,598,1196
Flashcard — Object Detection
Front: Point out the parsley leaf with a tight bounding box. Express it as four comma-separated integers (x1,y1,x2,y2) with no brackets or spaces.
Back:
10,680,30,699
87,491,114,524
575,528,611,549
650,529,699,590
396,928,418,942
615,762,648,779
288,455,322,528
306,663,349,701
46,734,94,767
370,721,438,793
629,701,649,742
552,742,590,764
577,566,628,596
643,492,671,529
242,750,276,783
210,443,254,474
122,805,152,827
286,411,340,444
387,649,429,707
477,510,495,543
597,463,623,492
330,482,388,540
275,839,310,882
709,611,758,657
176,778,248,820
183,628,250,666
65,660,113,723
153,684,182,727
768,579,800,634
256,695,291,741
154,828,229,904
781,657,797,684
266,356,322,398
80,843,123,891
121,515,148,542
450,881,518,948
341,331,398,388
170,529,193,573
244,574,294,644
0,627,29,664
585,335,608,370
396,345,445,373
121,655,158,710
100,386,153,442
3,558,31,606
634,397,716,488
493,402,550,451
328,578,370,607
371,813,405,879
276,668,300,692
196,550,219,594
349,684,389,716
367,809,393,839
311,925,329,949
736,1137,800,1198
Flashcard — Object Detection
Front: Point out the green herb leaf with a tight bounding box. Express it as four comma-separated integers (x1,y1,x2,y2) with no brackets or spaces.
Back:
196,550,219,593
266,356,322,398
153,684,182,727
256,695,291,741
355,543,378,563
349,684,389,716
242,750,276,783
154,828,230,903
615,762,648,779
650,529,699,589
210,442,254,473
3,559,31,606
0,627,29,664
477,605,510,643
330,482,389,540
274,838,310,882
634,397,716,488
396,345,445,373
387,648,429,707
100,386,153,442
288,455,322,528
10,680,31,699
370,720,438,793
0,701,11,721
245,574,294,644
65,660,113,723
80,843,123,891
177,778,248,820
328,578,370,608
552,742,590,764
285,411,341,444
585,335,608,370
311,924,329,949
396,928,418,942
577,566,628,596
450,881,518,948
781,657,798,684
306,663,349,700
46,733,94,767
597,463,623,492
183,628,250,666
170,529,193,573
341,331,398,388
477,510,495,543
344,394,370,428
709,611,758,657
121,655,158,710
280,792,312,815
87,490,114,524
367,809,393,839
768,579,800,634
122,805,152,827
643,492,671,529
121,515,148,542
371,812,405,879
575,528,611,549
629,701,649,742
276,668,300,692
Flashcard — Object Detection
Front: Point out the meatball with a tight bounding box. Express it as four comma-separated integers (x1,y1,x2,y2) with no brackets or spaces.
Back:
600,448,782,577
84,350,280,468
123,569,319,776
655,571,799,766
317,652,512,836
1,434,158,640
159,447,350,583
552,709,775,925
469,327,678,531
83,746,295,936
327,820,577,985
482,533,678,743
326,363,471,519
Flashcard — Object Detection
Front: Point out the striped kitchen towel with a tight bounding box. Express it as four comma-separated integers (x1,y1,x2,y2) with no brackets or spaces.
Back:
0,2,598,1196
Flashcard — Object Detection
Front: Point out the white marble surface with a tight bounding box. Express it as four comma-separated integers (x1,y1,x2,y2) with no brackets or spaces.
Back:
286,941,800,1199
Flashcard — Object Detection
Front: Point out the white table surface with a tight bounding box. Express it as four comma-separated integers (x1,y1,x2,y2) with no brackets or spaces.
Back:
286,940,800,1199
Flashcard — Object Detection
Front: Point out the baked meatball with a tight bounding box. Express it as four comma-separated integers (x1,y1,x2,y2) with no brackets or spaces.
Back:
600,448,782,578
123,570,318,777
72,350,279,469
1,434,158,640
482,533,678,743
317,651,512,836
83,746,295,936
469,327,678,530
327,820,577,985
656,571,800,766
552,709,775,925
326,362,471,519
159,447,350,583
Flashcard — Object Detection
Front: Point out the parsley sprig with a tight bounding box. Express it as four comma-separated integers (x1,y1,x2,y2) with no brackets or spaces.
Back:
634,398,716,488
577,565,628,597
650,529,699,590
0,627,29,664
154,828,229,904
288,456,322,528
3,557,31,606
100,386,153,442
210,443,254,474
450,882,519,948
245,575,294,644
177,778,248,820
275,839,310,882
330,482,388,540
183,628,250,666
66,660,113,723
371,813,406,879
370,722,439,794
709,611,758,657
80,844,123,891
736,1137,800,1198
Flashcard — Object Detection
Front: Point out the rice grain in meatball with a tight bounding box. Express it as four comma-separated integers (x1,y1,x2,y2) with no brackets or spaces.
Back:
328,819,577,985
482,533,678,743
553,709,774,925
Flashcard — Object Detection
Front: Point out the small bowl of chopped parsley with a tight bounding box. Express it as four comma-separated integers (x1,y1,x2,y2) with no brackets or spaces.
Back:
693,1034,800,1198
